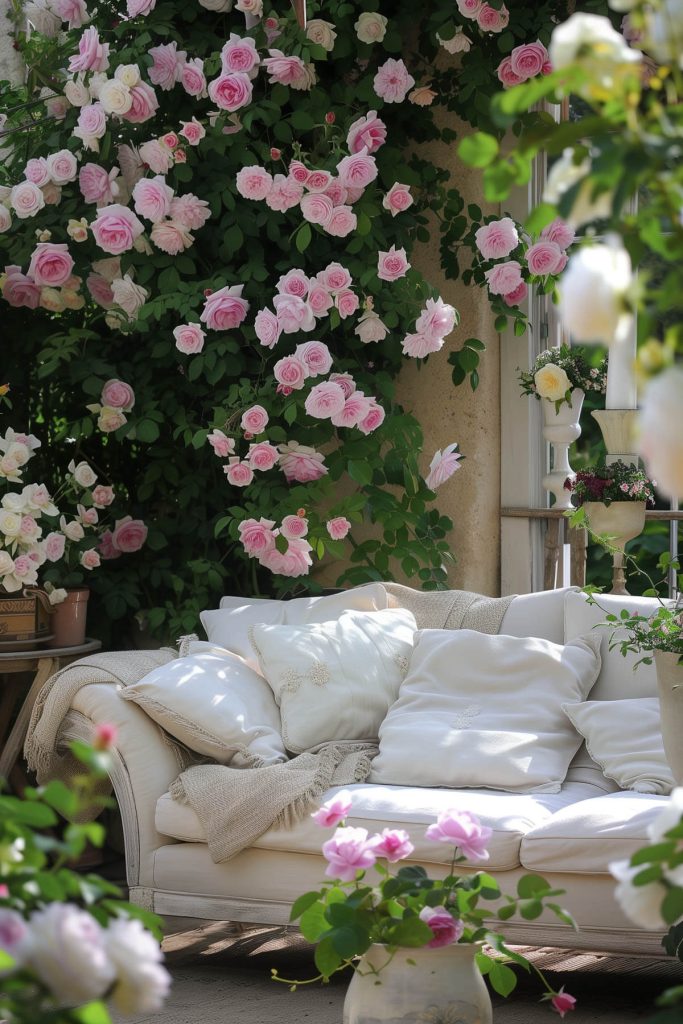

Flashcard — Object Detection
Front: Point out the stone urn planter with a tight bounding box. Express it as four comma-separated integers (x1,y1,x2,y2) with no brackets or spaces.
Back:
583,500,647,595
542,388,585,510
654,650,683,786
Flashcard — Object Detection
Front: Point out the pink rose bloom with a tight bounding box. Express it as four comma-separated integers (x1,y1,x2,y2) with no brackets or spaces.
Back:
502,281,528,307
289,160,310,186
127,0,156,14
425,443,462,490
541,218,575,250
24,157,50,186
322,179,348,206
111,516,147,553
300,192,334,226
10,181,45,219
169,194,210,230
263,50,307,87
278,441,328,483
382,182,413,217
91,204,144,255
280,514,308,540
122,82,159,124
326,516,351,541
68,27,109,72
311,790,352,828
306,170,332,192
207,429,235,458
236,165,273,201
44,532,66,561
329,372,356,399
101,378,135,410
425,808,492,862
369,827,414,863
357,398,385,435
276,269,309,298
476,3,509,31
179,118,205,146
28,243,74,287
551,989,577,1019
80,548,101,569
91,484,115,507
224,458,255,487
41,183,62,206
54,0,89,28
151,220,193,255
456,0,483,16
305,381,346,420
260,537,313,578
254,308,281,348
173,322,205,354
239,517,276,557
273,293,315,334
484,260,523,296
241,405,269,434
307,284,333,317
373,58,415,103
274,355,308,390
201,284,249,331
98,529,122,560
181,58,207,97
331,391,371,428
265,174,303,213
208,72,253,112
79,163,117,205
526,240,566,276
73,103,107,147
247,442,279,471
132,175,173,222
510,41,551,80
377,245,410,282
2,267,41,309
336,149,378,190
317,262,352,294
326,207,357,237
138,139,173,175
86,272,114,307
335,288,359,319
148,42,186,91
497,56,523,88
475,217,519,259
419,907,464,948
221,34,260,76
296,340,332,376
416,297,458,342
322,826,377,882
347,110,387,154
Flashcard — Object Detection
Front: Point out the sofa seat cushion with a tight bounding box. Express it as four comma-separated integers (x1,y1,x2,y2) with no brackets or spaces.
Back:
156,780,603,872
520,791,669,875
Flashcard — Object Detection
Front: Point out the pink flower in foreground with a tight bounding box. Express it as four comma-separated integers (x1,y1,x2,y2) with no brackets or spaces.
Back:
260,537,313,577
173,323,205,354
278,441,328,483
239,517,276,557
221,33,260,76
457,0,483,16
347,110,387,154
207,429,235,458
300,192,334,226
377,245,410,282
372,828,414,863
148,41,186,90
383,182,413,217
91,485,115,507
101,379,134,410
425,443,462,490
44,532,66,561
208,72,253,111
318,262,352,294
274,293,315,333
305,381,346,420
93,723,118,750
419,907,464,948
241,405,268,434
247,442,279,471
551,989,577,1019
526,240,566,277
132,175,173,223
111,516,147,553
68,26,109,72
336,149,378,190
326,207,357,237
373,58,415,103
280,514,308,540
502,281,528,307
510,41,551,80
296,340,332,377
331,391,370,429
11,181,45,219
150,219,193,255
179,118,205,146
477,3,509,32
335,288,359,319
416,297,458,344
201,284,249,331
425,809,491,862
277,269,309,298
274,355,308,390
224,458,254,487
497,57,524,88
265,175,303,213
236,165,273,201
322,826,377,882
311,790,352,828
122,81,159,124
263,50,307,87
484,260,523,296
28,243,74,287
181,58,207,97
357,398,385,435
254,308,281,348
91,204,144,255
475,217,519,260
541,218,575,250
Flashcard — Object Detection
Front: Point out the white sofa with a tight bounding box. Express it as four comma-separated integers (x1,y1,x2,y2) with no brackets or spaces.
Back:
52,586,673,956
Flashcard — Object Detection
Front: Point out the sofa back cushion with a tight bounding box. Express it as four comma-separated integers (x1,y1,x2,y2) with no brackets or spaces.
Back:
498,586,573,644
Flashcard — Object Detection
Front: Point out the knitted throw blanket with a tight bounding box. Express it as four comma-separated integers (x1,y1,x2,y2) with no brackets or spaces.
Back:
382,582,515,634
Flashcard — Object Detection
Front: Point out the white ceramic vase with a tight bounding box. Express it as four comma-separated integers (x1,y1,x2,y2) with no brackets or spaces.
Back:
583,500,647,595
654,650,683,786
343,943,493,1024
542,388,585,509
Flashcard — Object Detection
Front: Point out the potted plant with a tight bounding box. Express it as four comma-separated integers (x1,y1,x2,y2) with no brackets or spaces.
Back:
273,793,578,1022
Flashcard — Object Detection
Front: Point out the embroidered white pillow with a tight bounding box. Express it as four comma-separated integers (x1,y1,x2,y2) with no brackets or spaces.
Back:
249,607,417,754
201,583,389,674
562,698,674,794
370,628,602,794
120,641,286,766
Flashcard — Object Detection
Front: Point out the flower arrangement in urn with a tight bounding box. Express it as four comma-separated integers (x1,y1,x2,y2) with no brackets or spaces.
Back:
564,461,655,509
518,344,607,411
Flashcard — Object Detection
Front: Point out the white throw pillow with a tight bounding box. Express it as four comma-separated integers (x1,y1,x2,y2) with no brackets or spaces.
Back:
202,583,389,673
370,628,602,794
249,608,417,754
562,698,674,795
120,641,287,766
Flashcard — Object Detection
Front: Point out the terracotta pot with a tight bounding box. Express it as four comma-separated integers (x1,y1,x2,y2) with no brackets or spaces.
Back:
654,650,683,786
51,587,90,648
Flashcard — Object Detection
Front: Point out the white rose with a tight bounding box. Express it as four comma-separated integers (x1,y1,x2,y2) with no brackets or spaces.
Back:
46,149,78,185
543,148,613,228
438,28,472,53
558,237,633,346
549,12,641,100
27,904,115,1005
355,11,388,43
68,459,98,488
60,516,85,542
609,859,669,930
0,909,32,973
2,492,25,512
64,78,90,106
88,72,108,100
92,256,121,282
306,19,337,51
106,918,171,1014
355,311,388,344
638,369,683,501
10,181,45,219
114,63,141,88
98,78,133,116
0,206,11,232
235,0,262,12
0,511,22,538
609,0,639,9
111,274,148,317
198,0,232,10
534,363,572,402
0,551,15,575
643,0,683,64
47,586,68,605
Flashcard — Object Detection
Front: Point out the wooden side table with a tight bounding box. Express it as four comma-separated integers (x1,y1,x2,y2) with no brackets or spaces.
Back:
0,638,102,787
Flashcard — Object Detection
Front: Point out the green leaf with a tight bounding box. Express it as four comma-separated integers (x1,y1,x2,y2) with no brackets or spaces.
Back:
516,874,550,898
348,460,373,486
314,934,342,979
384,917,433,947
0,797,57,827
662,888,683,925
300,901,329,942
0,949,15,970
71,1002,112,1024
135,419,161,443
40,779,78,818
489,961,518,997
290,891,321,921
296,222,312,253
457,132,499,168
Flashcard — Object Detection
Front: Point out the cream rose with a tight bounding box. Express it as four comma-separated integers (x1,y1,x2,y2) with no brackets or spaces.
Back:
306,19,337,51
355,11,388,43
558,237,633,345
534,363,572,402
114,63,141,88
68,459,98,487
98,78,133,115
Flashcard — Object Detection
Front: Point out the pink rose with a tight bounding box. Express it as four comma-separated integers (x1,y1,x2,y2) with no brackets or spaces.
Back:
418,907,464,948
497,56,524,88
484,260,523,296
91,204,144,255
276,269,310,298
305,170,332,192
169,194,210,230
541,218,575,249
317,262,352,294
236,165,273,201
263,50,307,87
335,288,360,320
44,532,66,561
111,516,147,553
181,58,207,97
79,163,117,205
98,529,122,559
278,441,328,483
127,0,156,14
254,308,281,348
24,157,50,186
425,443,462,490
68,27,109,72
289,160,310,186
151,219,193,255
280,514,308,540
259,537,313,578
265,175,303,213
326,206,357,237
475,217,519,259
179,118,205,146
247,442,279,471
208,72,253,111
224,458,254,487
201,284,249,331
296,340,332,377
377,245,410,282
382,182,413,217
415,297,458,342
122,82,159,124
54,0,88,28
173,322,205,354
347,110,387,154
91,484,115,507
550,989,577,1019
28,243,74,287
322,179,348,206
502,281,528,307
330,391,371,428
305,381,346,420
132,175,173,222
101,378,135,410
80,548,101,569
311,791,352,828
336,149,378,190
138,139,173,175
526,240,566,276
239,517,276,557
207,429,235,458
357,398,385,434
322,826,377,882
221,33,260,75
2,266,41,308
456,0,483,15
300,192,333,226
373,58,415,103
424,808,491,861
148,42,186,90
73,103,107,147
307,284,333,317
10,181,45,219
476,2,509,32
274,355,308,390
86,272,114,307
326,516,351,541
273,293,315,333
329,372,356,398
510,41,551,80
241,404,269,434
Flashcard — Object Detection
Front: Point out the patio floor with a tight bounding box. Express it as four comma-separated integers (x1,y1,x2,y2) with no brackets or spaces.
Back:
114,917,683,1024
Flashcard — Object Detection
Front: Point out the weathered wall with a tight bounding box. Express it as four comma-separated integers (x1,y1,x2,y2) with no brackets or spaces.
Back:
0,0,24,85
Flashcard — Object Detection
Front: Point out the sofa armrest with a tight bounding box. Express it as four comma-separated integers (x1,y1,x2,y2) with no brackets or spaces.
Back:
58,682,185,888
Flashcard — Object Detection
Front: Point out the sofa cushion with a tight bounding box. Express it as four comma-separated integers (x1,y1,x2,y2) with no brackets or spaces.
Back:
202,584,389,673
249,608,417,753
498,587,574,644
562,698,674,795
370,628,602,794
155,779,603,872
520,791,669,874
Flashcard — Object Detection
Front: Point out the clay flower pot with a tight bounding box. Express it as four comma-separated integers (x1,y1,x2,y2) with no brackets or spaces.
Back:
51,587,90,648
